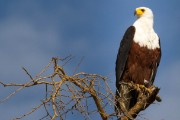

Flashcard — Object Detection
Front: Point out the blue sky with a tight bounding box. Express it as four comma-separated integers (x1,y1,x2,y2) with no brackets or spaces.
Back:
0,0,180,120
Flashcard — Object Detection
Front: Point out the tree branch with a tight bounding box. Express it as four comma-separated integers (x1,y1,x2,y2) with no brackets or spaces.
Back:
117,83,161,120
0,57,161,120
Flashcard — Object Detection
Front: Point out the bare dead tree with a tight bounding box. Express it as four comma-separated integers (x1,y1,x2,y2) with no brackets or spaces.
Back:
0,57,161,120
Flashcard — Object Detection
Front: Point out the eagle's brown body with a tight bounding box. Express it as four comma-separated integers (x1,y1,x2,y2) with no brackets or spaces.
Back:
122,41,161,85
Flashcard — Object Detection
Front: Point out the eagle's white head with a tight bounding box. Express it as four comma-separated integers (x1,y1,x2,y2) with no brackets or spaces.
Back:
133,7,160,49
134,7,153,19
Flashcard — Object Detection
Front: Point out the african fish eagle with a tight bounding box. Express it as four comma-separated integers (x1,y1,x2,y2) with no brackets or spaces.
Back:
115,7,161,116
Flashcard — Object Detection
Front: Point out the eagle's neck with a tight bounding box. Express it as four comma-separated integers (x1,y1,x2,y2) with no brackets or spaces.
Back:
132,17,160,50
136,17,153,27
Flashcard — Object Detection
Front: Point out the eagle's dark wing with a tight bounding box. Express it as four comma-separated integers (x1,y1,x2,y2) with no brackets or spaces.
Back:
116,26,135,88
149,38,161,85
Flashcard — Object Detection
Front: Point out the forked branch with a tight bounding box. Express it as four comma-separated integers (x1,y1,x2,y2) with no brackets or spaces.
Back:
0,57,161,120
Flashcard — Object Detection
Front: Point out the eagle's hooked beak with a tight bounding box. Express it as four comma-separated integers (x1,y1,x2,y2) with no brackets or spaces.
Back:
134,8,145,16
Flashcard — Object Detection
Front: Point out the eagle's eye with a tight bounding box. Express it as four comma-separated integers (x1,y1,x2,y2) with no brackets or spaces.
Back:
141,9,145,12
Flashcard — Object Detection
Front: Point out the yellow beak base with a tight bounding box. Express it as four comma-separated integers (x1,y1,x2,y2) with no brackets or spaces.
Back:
134,9,144,16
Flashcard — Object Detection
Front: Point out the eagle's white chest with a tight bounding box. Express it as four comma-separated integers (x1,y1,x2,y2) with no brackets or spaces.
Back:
133,18,160,50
